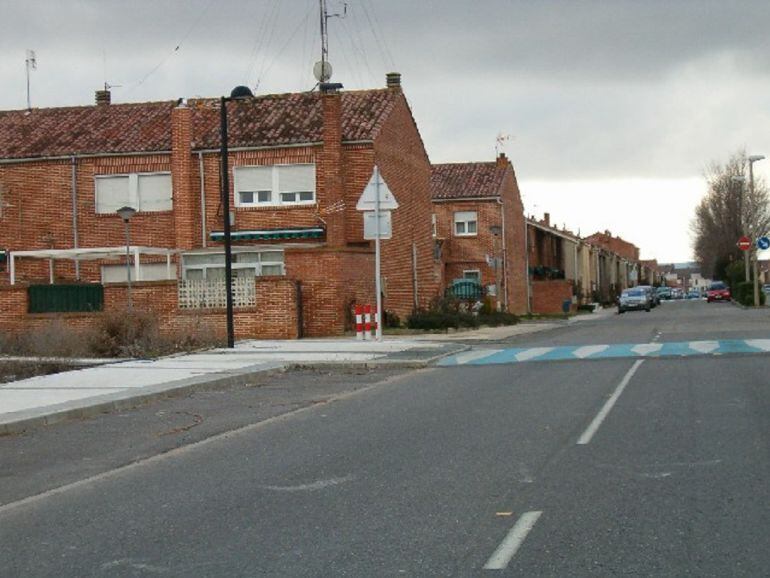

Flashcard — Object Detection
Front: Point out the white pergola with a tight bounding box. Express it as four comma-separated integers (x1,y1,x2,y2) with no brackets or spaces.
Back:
8,246,177,285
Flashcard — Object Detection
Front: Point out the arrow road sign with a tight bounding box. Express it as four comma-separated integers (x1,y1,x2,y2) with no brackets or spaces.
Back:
738,236,752,251
758,236,770,250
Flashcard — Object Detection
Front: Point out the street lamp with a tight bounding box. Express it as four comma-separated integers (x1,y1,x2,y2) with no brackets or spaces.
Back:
116,205,137,309
489,225,502,311
749,154,765,306
220,85,255,348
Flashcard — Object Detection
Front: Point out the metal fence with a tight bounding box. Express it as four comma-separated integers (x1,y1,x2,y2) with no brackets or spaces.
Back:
178,277,256,309
27,284,104,313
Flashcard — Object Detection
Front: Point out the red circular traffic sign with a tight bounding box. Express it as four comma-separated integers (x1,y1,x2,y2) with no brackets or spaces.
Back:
738,236,752,251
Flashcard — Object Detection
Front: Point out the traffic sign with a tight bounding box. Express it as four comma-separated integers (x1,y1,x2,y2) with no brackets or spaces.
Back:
758,236,770,250
738,236,752,251
363,211,392,239
356,166,399,211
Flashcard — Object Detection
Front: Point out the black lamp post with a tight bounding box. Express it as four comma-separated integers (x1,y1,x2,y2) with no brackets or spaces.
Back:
220,86,254,348
116,205,137,310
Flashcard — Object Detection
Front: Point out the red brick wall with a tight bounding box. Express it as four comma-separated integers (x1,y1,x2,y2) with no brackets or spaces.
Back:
0,279,299,340
583,232,640,262
499,162,528,315
531,280,574,315
372,91,441,315
285,247,375,336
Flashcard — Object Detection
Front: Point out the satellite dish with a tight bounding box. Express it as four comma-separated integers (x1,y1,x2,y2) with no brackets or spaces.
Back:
313,60,333,82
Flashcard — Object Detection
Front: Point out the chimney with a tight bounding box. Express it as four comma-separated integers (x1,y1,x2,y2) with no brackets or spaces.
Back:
171,104,196,250
95,89,111,106
321,90,346,247
386,72,402,90
543,212,550,227
496,152,508,168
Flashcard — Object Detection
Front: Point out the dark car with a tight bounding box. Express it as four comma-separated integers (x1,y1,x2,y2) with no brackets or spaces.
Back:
637,285,658,307
706,281,731,303
618,287,652,313
656,286,672,300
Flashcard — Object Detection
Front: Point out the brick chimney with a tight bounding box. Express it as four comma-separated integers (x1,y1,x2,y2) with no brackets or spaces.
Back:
496,152,509,168
95,89,111,106
543,212,550,227
386,72,402,90
321,91,346,247
171,103,197,250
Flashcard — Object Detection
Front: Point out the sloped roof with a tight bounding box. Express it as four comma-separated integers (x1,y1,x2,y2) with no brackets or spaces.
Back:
430,162,507,200
0,89,399,160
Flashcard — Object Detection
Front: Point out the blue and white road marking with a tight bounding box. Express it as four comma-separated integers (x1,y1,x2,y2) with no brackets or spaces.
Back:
438,339,770,366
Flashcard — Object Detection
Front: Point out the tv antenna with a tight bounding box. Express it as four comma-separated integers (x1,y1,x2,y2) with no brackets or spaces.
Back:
495,132,512,156
25,49,37,110
315,0,347,83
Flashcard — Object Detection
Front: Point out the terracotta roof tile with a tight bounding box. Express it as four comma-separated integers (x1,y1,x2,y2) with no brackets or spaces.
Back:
430,162,506,200
0,89,399,160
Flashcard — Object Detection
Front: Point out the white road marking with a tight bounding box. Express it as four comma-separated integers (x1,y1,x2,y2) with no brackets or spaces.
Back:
745,339,770,351
515,347,554,362
483,510,543,570
688,341,719,354
260,475,354,492
577,360,644,445
631,343,662,356
452,349,503,365
572,345,609,359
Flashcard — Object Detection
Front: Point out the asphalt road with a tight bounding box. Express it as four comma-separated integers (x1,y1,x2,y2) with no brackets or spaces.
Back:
1,300,769,576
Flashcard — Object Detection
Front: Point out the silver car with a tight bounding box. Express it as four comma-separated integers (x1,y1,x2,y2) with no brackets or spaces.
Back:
618,287,651,313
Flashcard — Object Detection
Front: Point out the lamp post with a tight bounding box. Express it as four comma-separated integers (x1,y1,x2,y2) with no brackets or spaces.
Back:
220,86,255,348
116,206,137,310
489,225,502,311
749,154,765,307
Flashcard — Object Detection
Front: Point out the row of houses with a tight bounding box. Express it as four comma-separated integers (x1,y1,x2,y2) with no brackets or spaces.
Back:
0,74,661,339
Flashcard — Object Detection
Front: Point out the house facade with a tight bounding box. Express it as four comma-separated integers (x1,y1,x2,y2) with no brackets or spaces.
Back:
0,74,440,338
430,154,528,314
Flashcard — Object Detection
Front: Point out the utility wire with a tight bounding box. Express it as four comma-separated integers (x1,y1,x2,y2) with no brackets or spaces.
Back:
125,0,216,93
360,0,396,70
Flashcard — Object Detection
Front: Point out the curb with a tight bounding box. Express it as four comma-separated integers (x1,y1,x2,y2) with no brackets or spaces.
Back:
0,345,468,436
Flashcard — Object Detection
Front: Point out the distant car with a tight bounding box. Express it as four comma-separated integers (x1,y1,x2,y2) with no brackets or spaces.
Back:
706,281,731,303
637,285,658,307
762,284,770,296
686,289,701,299
656,287,672,300
618,287,652,313
671,288,684,299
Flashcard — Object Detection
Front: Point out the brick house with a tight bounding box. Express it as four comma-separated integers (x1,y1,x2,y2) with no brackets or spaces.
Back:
430,154,527,314
583,230,641,298
0,73,439,338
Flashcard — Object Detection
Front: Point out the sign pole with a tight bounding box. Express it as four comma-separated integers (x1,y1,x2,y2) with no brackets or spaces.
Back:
374,166,383,341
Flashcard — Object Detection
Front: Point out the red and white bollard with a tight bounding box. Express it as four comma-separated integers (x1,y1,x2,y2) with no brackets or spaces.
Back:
364,304,372,340
355,305,364,341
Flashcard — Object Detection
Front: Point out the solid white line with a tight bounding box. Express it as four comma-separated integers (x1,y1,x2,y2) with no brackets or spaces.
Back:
483,510,543,570
577,359,644,445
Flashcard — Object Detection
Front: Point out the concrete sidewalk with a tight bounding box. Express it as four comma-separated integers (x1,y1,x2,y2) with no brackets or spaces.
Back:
0,339,461,434
0,309,614,434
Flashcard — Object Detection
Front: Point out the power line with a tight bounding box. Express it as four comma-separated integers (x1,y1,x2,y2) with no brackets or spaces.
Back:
360,0,395,70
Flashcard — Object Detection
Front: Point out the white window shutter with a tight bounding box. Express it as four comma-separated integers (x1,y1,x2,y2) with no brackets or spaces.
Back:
137,174,172,211
95,176,130,214
235,166,272,192
278,164,315,193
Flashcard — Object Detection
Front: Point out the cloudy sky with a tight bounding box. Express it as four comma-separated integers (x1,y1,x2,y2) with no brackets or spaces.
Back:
2,0,769,262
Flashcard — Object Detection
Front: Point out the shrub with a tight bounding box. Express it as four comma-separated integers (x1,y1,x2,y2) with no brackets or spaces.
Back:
383,310,401,328
477,311,519,327
88,309,161,358
735,281,765,306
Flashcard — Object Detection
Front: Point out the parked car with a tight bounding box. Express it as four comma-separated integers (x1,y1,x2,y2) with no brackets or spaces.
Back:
637,285,658,307
656,286,672,300
686,289,701,299
706,281,731,303
618,287,652,313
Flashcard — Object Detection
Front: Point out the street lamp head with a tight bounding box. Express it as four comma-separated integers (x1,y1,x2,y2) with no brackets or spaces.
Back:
229,85,254,100
749,154,765,163
116,206,137,222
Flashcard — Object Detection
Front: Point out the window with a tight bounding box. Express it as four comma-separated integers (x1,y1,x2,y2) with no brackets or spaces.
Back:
182,250,285,280
101,263,175,283
454,211,478,236
431,214,437,237
235,164,315,207
95,173,172,214
463,270,481,282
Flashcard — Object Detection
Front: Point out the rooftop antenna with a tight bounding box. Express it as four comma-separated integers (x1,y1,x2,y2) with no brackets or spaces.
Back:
25,49,37,110
315,0,347,84
495,132,511,156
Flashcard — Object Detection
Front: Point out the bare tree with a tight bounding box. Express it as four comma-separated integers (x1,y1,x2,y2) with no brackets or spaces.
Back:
691,150,770,279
